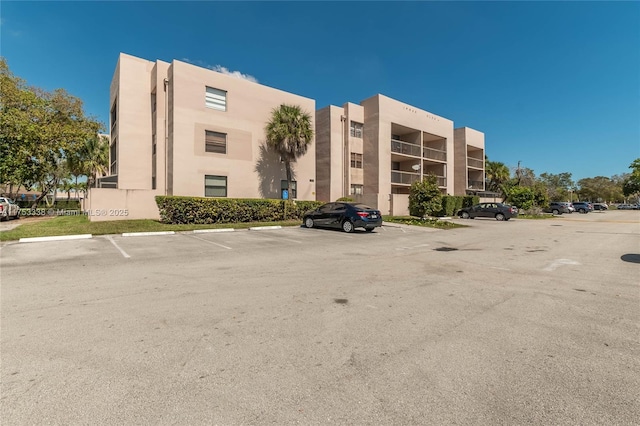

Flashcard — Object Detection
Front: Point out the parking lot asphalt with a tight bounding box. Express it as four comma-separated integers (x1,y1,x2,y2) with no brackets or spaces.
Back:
1,211,639,425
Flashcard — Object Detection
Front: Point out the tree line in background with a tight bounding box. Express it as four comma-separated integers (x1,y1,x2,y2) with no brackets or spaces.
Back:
485,157,640,211
0,58,108,207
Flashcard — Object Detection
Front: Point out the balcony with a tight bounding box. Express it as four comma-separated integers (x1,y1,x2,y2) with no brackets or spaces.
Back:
467,157,484,169
391,170,421,185
391,139,421,157
468,180,484,190
423,147,446,162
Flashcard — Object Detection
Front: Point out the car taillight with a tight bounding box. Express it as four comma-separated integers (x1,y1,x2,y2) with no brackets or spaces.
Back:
357,212,368,218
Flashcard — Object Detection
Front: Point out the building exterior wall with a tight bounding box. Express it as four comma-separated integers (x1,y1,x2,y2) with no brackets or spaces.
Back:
454,127,485,195
92,53,316,221
315,94,473,216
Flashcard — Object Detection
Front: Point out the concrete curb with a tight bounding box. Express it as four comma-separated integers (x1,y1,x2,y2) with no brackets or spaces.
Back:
248,226,282,231
122,231,176,237
193,228,235,234
19,234,93,243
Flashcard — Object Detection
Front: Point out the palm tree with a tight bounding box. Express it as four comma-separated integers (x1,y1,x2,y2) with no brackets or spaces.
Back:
79,134,109,188
264,104,314,201
485,160,510,193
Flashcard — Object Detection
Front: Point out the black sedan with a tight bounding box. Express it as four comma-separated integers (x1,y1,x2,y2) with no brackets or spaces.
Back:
457,202,518,221
303,202,382,232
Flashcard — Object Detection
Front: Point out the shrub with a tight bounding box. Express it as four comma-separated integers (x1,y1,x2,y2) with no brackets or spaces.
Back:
462,195,479,208
507,186,535,210
155,196,323,224
438,195,465,217
336,197,354,202
408,175,442,218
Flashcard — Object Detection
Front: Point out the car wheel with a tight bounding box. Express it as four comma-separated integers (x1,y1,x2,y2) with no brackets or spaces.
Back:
304,217,314,228
496,213,506,221
461,211,470,219
365,227,375,232
579,208,586,214
342,220,354,233
552,209,560,215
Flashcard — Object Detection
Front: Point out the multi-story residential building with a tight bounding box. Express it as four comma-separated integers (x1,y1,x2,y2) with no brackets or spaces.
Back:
87,53,316,221
316,95,484,216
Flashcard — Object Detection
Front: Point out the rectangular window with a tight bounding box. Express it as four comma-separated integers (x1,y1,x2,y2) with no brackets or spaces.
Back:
205,130,227,154
110,138,117,175
205,86,227,111
350,152,363,168
350,121,363,138
110,99,117,129
350,184,363,195
280,180,297,199
152,176,156,190
205,175,227,197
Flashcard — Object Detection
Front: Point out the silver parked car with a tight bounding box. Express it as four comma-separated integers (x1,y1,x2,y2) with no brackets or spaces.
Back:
0,197,21,221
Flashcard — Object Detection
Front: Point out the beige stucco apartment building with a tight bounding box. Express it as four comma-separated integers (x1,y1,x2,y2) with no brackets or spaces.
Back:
89,53,486,220
316,95,485,216
87,53,317,221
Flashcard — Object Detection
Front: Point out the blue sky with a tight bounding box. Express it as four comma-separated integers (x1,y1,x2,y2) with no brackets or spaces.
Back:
2,1,639,182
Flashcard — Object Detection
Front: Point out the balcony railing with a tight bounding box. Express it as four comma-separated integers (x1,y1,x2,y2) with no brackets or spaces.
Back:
468,180,484,190
423,147,447,162
467,157,484,169
391,171,421,185
391,139,421,157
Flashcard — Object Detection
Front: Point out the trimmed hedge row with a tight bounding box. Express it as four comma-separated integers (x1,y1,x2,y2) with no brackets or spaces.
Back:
155,196,324,224
436,195,479,217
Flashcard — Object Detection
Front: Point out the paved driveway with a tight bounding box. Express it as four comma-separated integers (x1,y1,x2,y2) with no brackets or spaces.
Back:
1,211,639,425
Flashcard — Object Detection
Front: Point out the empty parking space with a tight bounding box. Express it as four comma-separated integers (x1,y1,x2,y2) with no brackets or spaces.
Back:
2,215,639,425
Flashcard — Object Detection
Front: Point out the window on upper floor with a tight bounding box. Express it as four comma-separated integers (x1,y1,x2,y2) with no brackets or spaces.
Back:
350,121,363,138
205,86,227,111
350,152,363,169
205,175,227,197
110,99,117,129
110,138,117,175
205,130,227,154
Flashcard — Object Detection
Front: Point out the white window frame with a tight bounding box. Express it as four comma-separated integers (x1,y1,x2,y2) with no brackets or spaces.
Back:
205,175,227,197
205,86,227,111
350,121,363,138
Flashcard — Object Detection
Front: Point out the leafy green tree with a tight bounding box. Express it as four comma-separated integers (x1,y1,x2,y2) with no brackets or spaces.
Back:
485,159,510,193
577,176,622,202
265,104,314,203
622,158,640,200
409,174,442,217
538,172,574,201
0,58,104,206
507,186,535,210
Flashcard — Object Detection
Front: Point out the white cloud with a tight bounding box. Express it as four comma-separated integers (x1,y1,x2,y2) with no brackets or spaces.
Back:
208,65,258,83
180,58,258,83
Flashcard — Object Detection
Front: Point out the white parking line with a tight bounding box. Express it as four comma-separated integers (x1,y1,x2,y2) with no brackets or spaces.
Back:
187,234,232,250
543,259,581,271
106,236,130,258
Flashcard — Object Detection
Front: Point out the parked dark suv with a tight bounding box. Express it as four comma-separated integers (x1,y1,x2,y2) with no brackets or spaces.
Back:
547,202,574,215
572,202,593,213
